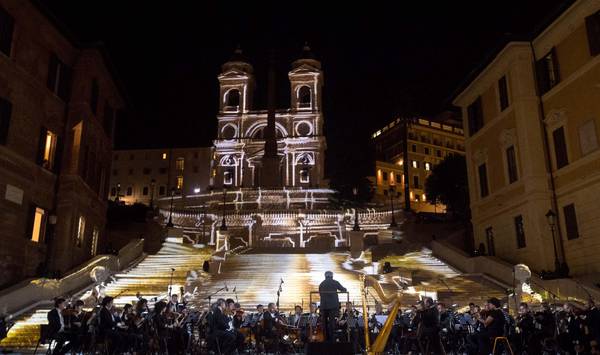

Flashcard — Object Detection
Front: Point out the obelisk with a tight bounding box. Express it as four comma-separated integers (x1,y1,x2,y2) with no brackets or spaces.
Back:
260,52,281,187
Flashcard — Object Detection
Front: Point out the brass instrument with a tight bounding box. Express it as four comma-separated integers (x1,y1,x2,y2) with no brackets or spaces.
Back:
360,274,402,355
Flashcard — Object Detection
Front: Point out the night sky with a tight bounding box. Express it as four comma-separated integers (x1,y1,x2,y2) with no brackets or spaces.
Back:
38,0,571,183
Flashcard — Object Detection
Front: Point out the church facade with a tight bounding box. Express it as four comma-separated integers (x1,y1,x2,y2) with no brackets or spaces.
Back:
211,48,327,189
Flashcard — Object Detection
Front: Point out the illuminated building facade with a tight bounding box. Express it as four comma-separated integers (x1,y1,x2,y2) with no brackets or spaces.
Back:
108,147,212,205
453,0,600,276
0,1,124,287
371,115,465,212
212,47,326,188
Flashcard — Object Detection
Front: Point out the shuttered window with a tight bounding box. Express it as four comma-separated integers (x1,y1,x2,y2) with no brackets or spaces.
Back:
0,5,14,56
585,10,600,56
563,204,579,240
536,48,560,95
498,76,509,111
506,146,518,183
478,163,489,198
467,96,484,136
552,126,569,169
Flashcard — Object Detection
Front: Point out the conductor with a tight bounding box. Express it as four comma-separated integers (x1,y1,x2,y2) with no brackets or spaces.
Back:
319,270,347,342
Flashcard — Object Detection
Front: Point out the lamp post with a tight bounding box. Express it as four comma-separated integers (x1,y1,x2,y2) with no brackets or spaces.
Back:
389,185,397,228
220,187,228,231
545,209,561,273
166,187,175,228
115,183,121,203
352,187,360,231
149,179,156,208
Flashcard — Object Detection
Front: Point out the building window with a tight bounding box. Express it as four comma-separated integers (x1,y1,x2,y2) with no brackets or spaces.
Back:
91,227,99,256
193,166,199,173
224,170,233,185
506,146,518,184
142,186,149,196
176,157,184,171
298,86,311,107
552,126,569,169
159,167,167,174
485,227,495,256
563,203,579,240
425,162,431,171
424,147,430,155
30,207,46,243
467,96,484,136
498,75,509,111
411,144,417,152
436,150,441,158
159,186,166,195
478,163,489,198
412,160,418,169
578,120,599,156
162,152,167,160
90,79,99,115
110,187,116,196
128,168,134,175
585,10,600,56
300,168,310,183
382,171,388,181
413,175,420,189
415,194,420,201
225,89,240,108
514,215,526,248
0,5,14,56
536,48,560,95
126,186,132,196
177,176,184,190
46,53,71,101
112,169,118,176
76,215,86,248
143,168,151,175
38,128,58,170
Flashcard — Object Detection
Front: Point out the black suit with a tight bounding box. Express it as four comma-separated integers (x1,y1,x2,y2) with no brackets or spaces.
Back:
47,308,72,355
208,308,235,353
98,307,125,354
319,277,347,342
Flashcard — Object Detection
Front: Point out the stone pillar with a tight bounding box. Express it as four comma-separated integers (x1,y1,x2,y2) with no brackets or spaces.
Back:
349,230,365,259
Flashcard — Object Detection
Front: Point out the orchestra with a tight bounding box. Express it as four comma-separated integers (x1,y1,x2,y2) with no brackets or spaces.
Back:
38,286,600,354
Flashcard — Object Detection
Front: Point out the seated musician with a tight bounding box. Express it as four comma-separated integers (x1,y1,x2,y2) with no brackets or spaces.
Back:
262,302,284,351
514,302,536,354
168,294,185,313
207,299,236,353
47,297,74,355
289,305,303,327
473,298,505,355
417,297,445,355
98,296,126,353
339,302,364,352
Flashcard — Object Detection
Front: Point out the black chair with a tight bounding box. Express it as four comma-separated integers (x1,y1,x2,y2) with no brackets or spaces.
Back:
33,324,58,355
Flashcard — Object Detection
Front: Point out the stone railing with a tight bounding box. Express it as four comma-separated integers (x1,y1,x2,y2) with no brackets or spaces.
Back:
431,240,600,302
0,239,144,314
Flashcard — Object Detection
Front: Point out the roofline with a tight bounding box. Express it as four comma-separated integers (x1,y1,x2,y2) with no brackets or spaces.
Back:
113,146,213,152
448,0,576,105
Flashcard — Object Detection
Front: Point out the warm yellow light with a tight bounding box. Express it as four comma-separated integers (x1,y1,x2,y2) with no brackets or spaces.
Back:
397,159,403,166
31,208,45,242
422,195,427,202
410,191,414,199
177,176,184,189
162,153,167,160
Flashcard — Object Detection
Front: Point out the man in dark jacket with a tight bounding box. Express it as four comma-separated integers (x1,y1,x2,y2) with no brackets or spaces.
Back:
319,271,347,342
208,299,235,353
47,297,72,355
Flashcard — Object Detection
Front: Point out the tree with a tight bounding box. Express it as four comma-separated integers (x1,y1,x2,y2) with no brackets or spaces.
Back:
425,154,469,219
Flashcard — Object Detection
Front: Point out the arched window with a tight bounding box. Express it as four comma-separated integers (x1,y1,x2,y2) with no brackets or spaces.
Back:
298,86,311,107
224,170,233,185
225,89,240,108
300,168,310,183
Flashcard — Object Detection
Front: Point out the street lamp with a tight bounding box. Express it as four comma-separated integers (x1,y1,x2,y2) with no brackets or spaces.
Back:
115,183,121,202
389,185,397,228
166,187,175,228
220,187,228,231
352,187,360,231
149,179,156,208
545,209,561,272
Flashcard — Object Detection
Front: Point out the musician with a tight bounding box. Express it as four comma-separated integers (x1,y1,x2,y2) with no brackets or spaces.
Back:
207,299,236,353
339,302,363,353
168,294,184,313
514,302,536,354
473,297,505,355
289,305,303,327
262,302,283,352
47,297,73,355
417,297,445,355
319,270,347,342
534,302,556,339
98,296,126,354
437,303,451,331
